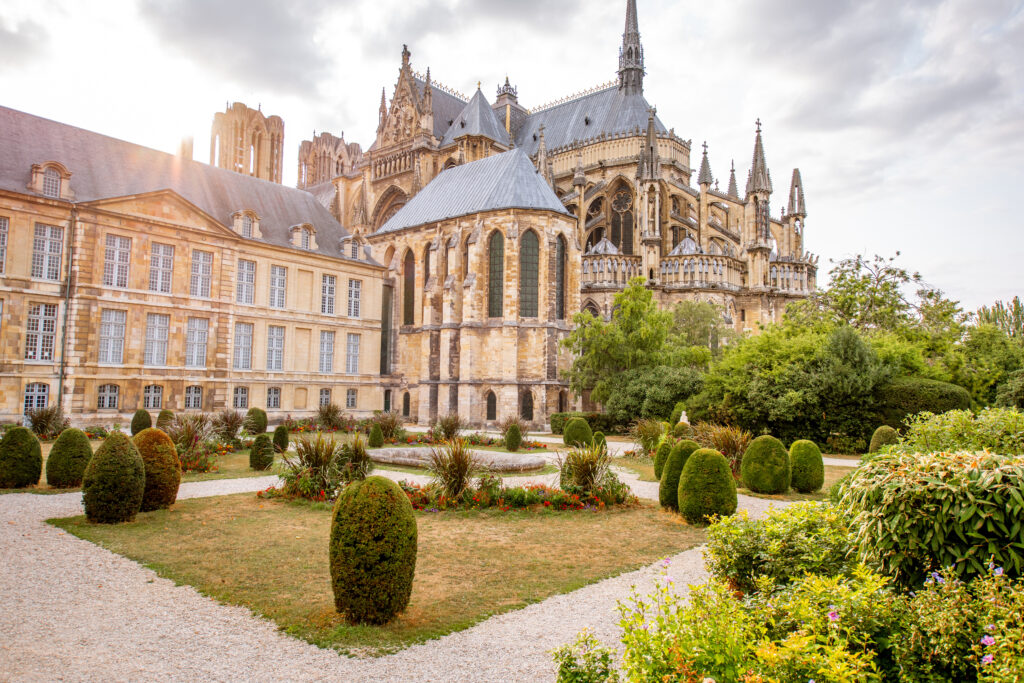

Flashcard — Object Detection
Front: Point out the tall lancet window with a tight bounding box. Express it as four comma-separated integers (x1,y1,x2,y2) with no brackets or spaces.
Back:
611,189,634,255
403,251,415,325
519,231,539,317
488,231,504,317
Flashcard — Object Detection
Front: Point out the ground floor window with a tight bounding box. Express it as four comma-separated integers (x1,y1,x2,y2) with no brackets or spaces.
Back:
383,389,391,413
97,384,119,410
143,384,162,409
320,388,331,407
267,386,281,409
486,391,497,421
521,391,534,421
184,385,202,410
23,383,48,415
346,388,357,409
233,386,248,409
402,391,410,417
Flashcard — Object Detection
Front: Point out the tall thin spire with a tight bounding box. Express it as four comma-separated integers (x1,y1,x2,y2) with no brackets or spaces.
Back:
637,108,660,179
727,160,739,198
697,141,713,186
745,118,773,196
535,125,554,188
788,168,806,216
618,0,645,95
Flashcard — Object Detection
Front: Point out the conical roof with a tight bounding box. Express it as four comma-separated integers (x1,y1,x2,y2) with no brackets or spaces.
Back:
745,121,773,195
727,160,739,198
788,168,806,215
440,87,510,147
697,142,713,185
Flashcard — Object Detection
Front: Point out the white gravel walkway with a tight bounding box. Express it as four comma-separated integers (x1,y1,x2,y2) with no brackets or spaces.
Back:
0,467,787,682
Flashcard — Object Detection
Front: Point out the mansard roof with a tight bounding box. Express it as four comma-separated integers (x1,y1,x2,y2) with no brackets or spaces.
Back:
440,88,510,147
412,76,469,140
0,105,353,258
376,149,570,234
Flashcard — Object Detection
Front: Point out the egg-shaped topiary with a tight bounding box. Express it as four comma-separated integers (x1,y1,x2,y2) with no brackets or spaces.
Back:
678,448,737,525
82,431,145,523
593,431,607,452
659,439,700,511
244,407,268,435
563,417,593,447
156,409,175,430
740,435,791,494
869,425,899,454
653,439,673,480
0,426,43,488
368,423,384,448
130,409,152,436
249,434,274,471
273,425,289,453
672,422,692,439
789,439,825,493
133,428,181,511
45,427,93,488
330,476,417,624
504,423,522,452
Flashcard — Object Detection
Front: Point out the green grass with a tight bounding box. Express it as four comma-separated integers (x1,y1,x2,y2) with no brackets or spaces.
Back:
737,465,850,502
50,493,704,656
612,455,657,482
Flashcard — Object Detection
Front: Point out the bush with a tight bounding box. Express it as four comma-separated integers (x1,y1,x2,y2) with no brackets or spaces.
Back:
330,476,417,624
133,428,181,511
435,412,463,441
658,439,699,511
243,407,268,434
0,426,43,488
789,439,824,493
316,402,346,430
335,435,373,484
130,409,152,436
996,368,1024,409
164,413,213,453
82,431,145,523
677,448,737,525
559,444,612,494
563,417,593,447
213,409,244,442
740,435,791,494
26,404,69,439
370,411,404,440
692,422,752,475
156,409,175,430
273,425,289,453
550,412,626,436
630,418,664,455
553,630,620,683
504,423,522,452
892,407,1024,456
876,376,971,428
841,450,1024,587
671,422,691,438
497,415,527,439
669,401,686,426
652,439,672,480
368,423,384,448
280,432,342,500
869,424,899,453
249,434,274,471
593,431,607,452
427,439,479,499
45,427,92,488
705,502,856,594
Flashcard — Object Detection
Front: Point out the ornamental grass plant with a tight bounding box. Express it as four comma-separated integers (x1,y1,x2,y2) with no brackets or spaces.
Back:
558,443,612,494
280,432,344,501
213,409,245,443
434,413,464,442
630,418,665,456
427,438,479,500
692,422,752,475
26,405,69,439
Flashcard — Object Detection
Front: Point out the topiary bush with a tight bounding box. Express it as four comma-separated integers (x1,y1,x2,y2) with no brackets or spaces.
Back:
659,439,699,511
133,428,181,511
869,425,899,454
563,417,593,447
368,423,384,448
45,427,93,488
244,407,268,435
876,376,971,428
789,439,824,493
82,431,145,523
156,409,175,430
592,431,607,452
669,401,686,426
273,425,289,453
653,439,672,480
249,434,274,471
330,476,417,624
678,448,737,526
0,426,43,488
671,422,692,439
504,423,522,452
131,409,152,436
740,435,791,494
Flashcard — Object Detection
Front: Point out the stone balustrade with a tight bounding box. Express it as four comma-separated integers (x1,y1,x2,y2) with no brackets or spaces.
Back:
581,254,643,287
769,261,812,294
660,255,740,291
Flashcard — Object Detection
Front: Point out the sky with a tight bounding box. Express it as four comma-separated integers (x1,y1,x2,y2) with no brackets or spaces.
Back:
1,0,1021,311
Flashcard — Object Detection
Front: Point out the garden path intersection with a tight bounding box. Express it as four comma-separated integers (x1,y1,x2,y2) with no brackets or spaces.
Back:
0,466,790,682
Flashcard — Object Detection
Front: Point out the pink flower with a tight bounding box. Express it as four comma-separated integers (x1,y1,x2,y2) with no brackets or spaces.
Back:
828,611,839,623
981,635,996,647
982,654,994,665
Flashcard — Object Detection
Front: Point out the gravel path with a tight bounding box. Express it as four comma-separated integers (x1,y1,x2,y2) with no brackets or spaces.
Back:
0,467,787,682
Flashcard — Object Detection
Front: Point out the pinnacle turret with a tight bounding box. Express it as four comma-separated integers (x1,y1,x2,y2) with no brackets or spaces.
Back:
788,168,806,216
535,125,554,188
727,160,739,198
573,152,586,187
637,108,660,180
617,0,645,95
745,119,773,196
697,141,713,186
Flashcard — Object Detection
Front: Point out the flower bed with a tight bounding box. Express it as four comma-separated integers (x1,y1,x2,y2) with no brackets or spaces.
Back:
397,479,630,512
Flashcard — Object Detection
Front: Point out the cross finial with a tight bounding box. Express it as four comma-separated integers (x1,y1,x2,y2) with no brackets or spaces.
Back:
477,81,481,90
755,118,762,133
702,140,708,155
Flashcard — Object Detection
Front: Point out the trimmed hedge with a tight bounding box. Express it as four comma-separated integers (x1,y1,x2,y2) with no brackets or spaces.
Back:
550,412,627,436
133,428,181,511
45,427,92,488
130,409,152,436
678,448,737,525
330,476,417,624
672,422,692,438
869,425,899,454
368,423,384,448
789,439,824,493
563,418,593,447
244,407,268,435
249,434,274,471
273,425,289,453
156,409,175,430
876,376,971,428
0,426,43,488
82,431,145,523
659,439,699,511
653,440,672,480
740,435,791,494
505,423,522,452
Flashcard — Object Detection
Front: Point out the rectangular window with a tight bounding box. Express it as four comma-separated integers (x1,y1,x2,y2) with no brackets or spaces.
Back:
190,250,213,297
184,386,202,410
319,331,335,373
236,259,256,304
321,274,336,315
143,385,163,409
346,388,357,409
269,265,287,308
25,303,58,361
149,243,174,293
31,224,63,281
348,279,362,318
185,317,209,368
102,234,131,288
144,313,170,366
346,333,360,374
98,309,127,365
319,388,331,407
24,383,49,414
267,325,284,371
0,216,8,274
267,386,281,409
233,322,253,370
233,386,249,409
97,384,119,410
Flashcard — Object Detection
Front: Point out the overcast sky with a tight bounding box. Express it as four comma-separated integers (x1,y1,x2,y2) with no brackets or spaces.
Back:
1,0,1021,311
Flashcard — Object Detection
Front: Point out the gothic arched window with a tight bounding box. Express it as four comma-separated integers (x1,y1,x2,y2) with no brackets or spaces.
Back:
519,230,539,317
488,231,504,317
485,391,497,421
584,301,600,318
402,391,411,417
403,251,415,325
555,235,567,320
521,391,534,421
611,189,633,255
423,245,431,284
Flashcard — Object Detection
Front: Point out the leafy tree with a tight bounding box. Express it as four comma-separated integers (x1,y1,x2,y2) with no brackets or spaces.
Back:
602,365,704,424
976,296,1024,343
668,300,735,356
945,324,1024,406
995,369,1024,409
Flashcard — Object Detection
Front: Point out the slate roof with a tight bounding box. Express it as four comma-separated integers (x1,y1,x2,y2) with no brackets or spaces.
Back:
376,149,570,234
412,77,469,140
515,86,666,156
440,88,510,147
0,106,354,259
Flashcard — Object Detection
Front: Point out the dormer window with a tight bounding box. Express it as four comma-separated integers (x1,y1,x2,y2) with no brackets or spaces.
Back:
350,240,360,259
43,168,61,198
232,211,261,239
29,162,72,200
290,224,317,250
241,214,253,238
300,228,311,249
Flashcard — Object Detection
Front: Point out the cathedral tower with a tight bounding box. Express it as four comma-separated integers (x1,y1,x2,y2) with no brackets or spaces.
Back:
210,102,284,183
618,0,645,95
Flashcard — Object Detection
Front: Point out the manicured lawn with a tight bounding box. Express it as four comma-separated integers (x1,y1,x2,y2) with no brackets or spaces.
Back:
51,493,704,656
612,455,656,482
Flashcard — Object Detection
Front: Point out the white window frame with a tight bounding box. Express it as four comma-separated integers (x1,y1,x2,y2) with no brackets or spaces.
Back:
267,386,281,409
234,322,253,370
233,386,249,409
267,325,284,371
98,309,127,365
236,259,256,304
42,168,61,198
143,384,163,409
300,228,311,249
190,250,213,298
319,388,332,407
241,214,253,238
25,303,58,361
321,274,336,315
269,265,287,308
31,224,63,281
149,243,174,293
346,333,360,374
24,383,49,415
184,385,203,410
346,388,357,409
102,234,131,288
97,384,119,410
144,313,170,366
0,216,8,274
319,330,335,374
185,317,209,368
347,279,362,318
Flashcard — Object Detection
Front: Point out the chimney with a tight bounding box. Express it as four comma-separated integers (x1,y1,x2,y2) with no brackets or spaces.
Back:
178,136,194,160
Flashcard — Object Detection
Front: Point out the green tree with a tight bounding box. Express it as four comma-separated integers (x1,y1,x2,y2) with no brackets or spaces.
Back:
668,300,735,356
976,296,1024,343
945,324,1024,406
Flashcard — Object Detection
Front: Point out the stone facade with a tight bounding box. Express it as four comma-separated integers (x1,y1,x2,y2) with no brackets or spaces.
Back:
210,102,285,184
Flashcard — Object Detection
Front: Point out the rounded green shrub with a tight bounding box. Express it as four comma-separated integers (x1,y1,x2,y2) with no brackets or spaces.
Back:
368,423,384,448
593,431,607,451
672,422,692,439
659,439,699,511
82,431,145,523
669,401,686,426
130,409,152,436
0,426,43,488
45,427,92,488
678,448,737,525
244,407,268,434
876,376,971,428
563,417,593,447
133,428,181,511
330,476,417,624
156,409,175,430
504,423,522,452
740,435,791,494
273,425,289,453
653,439,673,480
789,439,824,493
869,425,899,454
249,434,274,471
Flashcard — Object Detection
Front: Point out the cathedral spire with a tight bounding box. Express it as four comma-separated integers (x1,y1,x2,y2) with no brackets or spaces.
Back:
788,168,806,216
637,108,660,179
727,160,739,198
617,0,645,95
697,141,713,186
535,125,554,188
377,87,388,133
745,118,773,196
